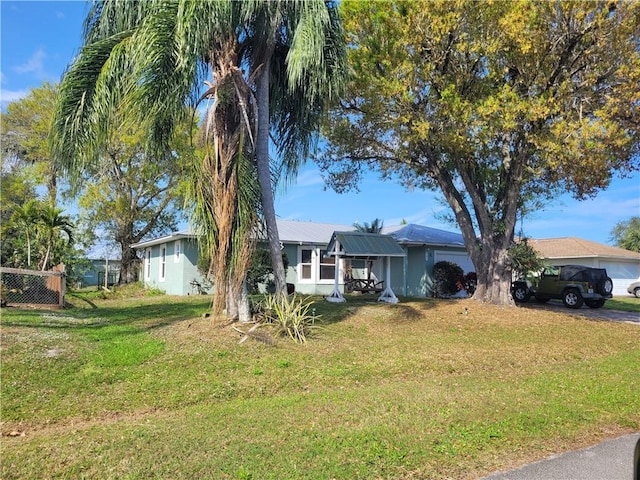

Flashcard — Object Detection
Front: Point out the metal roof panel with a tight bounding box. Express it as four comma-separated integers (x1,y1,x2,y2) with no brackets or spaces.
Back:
326,231,406,257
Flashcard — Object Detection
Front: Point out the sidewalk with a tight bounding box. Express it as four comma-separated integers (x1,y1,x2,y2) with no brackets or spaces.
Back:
481,433,640,480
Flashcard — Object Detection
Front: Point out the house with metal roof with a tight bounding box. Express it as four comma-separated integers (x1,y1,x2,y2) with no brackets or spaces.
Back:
131,219,473,297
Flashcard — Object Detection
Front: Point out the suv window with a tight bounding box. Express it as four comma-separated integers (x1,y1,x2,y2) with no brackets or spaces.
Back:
560,265,589,281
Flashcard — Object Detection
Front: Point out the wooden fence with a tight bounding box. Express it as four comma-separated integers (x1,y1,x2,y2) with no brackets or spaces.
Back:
0,265,66,309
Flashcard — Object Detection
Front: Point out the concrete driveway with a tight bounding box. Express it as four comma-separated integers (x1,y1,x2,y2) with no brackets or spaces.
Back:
481,432,640,480
521,300,640,325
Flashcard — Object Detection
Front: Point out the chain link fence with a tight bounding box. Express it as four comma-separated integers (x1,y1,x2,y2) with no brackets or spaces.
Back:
0,267,66,309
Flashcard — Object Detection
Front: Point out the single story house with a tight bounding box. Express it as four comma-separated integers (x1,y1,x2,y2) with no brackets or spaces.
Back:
529,237,640,296
131,231,207,295
77,259,121,288
131,220,473,298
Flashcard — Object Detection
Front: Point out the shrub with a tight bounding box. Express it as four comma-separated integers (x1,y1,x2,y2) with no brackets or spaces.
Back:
432,261,464,297
246,249,289,294
459,272,477,295
261,294,318,343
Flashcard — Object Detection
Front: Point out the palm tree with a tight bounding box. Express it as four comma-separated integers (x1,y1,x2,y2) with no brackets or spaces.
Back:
51,0,346,310
353,218,384,234
353,218,384,280
10,199,41,268
37,206,74,271
247,1,347,296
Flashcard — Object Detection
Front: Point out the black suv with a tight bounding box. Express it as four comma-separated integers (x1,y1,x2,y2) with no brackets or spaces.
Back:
512,265,613,309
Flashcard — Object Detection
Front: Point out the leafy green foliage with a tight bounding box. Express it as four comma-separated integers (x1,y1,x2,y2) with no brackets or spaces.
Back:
610,216,640,253
246,248,289,294
508,238,547,279
261,294,319,343
432,261,464,297
77,120,194,283
1,198,80,272
0,82,60,205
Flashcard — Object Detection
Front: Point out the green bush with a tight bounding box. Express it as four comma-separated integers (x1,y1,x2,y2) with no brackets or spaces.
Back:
432,261,464,297
261,294,318,343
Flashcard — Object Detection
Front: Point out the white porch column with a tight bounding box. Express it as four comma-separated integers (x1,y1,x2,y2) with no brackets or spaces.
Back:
378,256,399,304
326,239,345,303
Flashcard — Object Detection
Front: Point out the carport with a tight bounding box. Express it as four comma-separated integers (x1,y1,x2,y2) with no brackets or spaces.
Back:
324,231,406,303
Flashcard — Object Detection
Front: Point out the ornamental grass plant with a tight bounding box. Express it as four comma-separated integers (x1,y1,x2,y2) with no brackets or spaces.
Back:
260,293,318,343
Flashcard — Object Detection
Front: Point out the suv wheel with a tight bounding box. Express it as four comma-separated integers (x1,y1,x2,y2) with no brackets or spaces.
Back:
598,277,613,296
585,299,605,309
512,285,530,303
634,287,640,299
562,289,584,309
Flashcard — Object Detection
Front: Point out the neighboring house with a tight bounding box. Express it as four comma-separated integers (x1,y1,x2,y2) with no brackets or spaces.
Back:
79,259,122,288
530,237,640,296
132,219,473,298
131,232,211,295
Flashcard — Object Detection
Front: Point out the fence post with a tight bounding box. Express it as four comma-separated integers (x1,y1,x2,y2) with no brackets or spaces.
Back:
53,264,66,308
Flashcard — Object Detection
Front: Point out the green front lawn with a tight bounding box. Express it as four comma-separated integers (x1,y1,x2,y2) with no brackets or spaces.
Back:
606,296,640,313
2,293,638,479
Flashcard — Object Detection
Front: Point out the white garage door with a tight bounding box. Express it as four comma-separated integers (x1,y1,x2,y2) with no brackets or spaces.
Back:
599,261,640,296
434,251,475,273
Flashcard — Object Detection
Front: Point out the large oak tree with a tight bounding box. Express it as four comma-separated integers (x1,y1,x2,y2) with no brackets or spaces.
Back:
320,0,640,304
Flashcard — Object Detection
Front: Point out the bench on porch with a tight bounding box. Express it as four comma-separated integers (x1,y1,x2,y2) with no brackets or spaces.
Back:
345,278,384,294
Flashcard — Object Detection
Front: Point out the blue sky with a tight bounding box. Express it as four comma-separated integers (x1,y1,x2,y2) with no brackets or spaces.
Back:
2,0,639,246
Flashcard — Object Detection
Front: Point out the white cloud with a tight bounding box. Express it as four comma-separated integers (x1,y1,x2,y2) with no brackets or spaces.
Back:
13,48,47,78
291,168,325,188
1,88,29,106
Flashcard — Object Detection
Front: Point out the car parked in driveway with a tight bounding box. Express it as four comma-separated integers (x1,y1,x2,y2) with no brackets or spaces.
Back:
512,265,613,309
627,281,640,298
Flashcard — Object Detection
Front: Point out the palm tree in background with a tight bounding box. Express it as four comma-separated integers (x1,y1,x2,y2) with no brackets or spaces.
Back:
10,199,41,267
51,0,346,314
353,218,384,234
37,206,74,271
353,218,384,280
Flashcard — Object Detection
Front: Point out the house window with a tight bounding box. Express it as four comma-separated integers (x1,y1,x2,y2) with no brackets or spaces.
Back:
159,245,166,282
174,240,181,263
299,248,313,281
298,247,338,283
145,249,151,280
319,250,336,281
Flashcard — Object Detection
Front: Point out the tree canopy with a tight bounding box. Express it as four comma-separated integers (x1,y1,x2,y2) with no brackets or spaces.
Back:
1,82,60,206
77,123,193,283
321,0,640,304
610,216,640,253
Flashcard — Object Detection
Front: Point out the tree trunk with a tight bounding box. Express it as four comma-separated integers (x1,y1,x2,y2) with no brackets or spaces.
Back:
237,281,251,323
256,58,287,297
430,159,518,306
226,285,239,321
225,275,252,323
119,244,140,284
472,240,515,305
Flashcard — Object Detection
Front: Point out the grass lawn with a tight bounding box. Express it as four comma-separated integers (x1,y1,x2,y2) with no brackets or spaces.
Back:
606,295,640,313
1,291,639,479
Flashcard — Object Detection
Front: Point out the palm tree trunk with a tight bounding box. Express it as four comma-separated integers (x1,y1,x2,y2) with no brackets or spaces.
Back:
26,231,31,267
41,242,51,271
237,281,251,323
256,59,287,296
